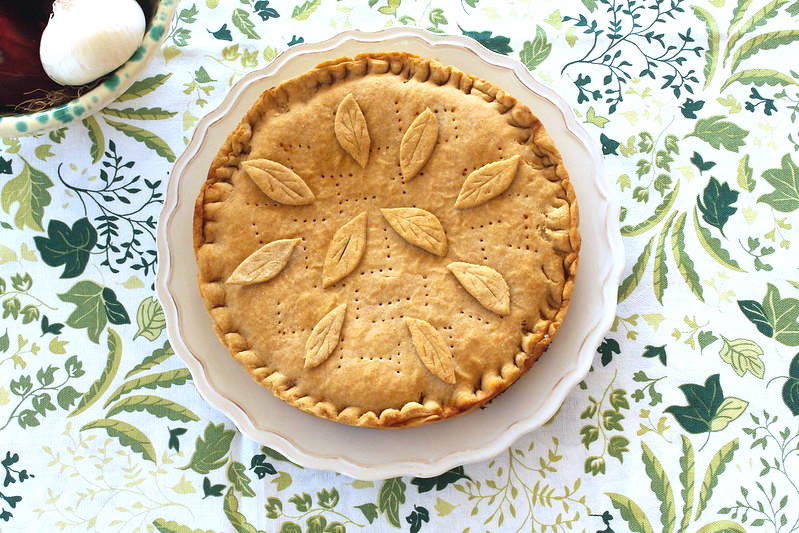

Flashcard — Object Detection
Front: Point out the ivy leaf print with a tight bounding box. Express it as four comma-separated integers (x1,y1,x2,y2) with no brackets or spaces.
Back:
249,454,276,479
718,337,765,378
782,353,799,415
180,422,236,474
680,98,705,119
642,345,667,366
690,152,716,173
253,0,280,21
708,397,748,431
356,503,378,524
168,427,188,452
58,281,130,343
378,478,407,528
459,28,513,54
33,218,98,278
686,116,749,152
598,338,620,367
758,153,799,212
520,26,551,70
202,477,225,499
697,178,738,236
0,157,53,232
410,467,470,493
210,24,232,41
600,134,620,155
665,374,745,434
0,157,11,174
405,505,430,533
763,283,799,346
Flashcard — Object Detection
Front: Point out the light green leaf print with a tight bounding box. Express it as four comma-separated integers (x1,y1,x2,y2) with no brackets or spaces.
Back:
80,418,156,462
69,328,122,417
134,296,166,341
653,212,676,304
695,521,747,533
606,492,654,533
377,0,402,16
758,153,799,212
720,68,799,91
728,0,756,33
1,157,53,232
105,395,199,422
678,436,695,533
153,518,215,533
708,397,748,432
104,119,176,162
58,281,130,343
718,337,765,378
584,107,610,128
126,341,174,378
227,461,256,497
691,7,719,89
34,144,54,161
232,8,260,39
520,26,551,71
695,439,739,520
618,237,654,303
671,213,704,302
378,477,406,528
686,116,748,152
762,283,799,346
181,422,236,474
292,0,321,20
102,107,178,120
641,442,676,533
621,181,680,236
736,155,755,193
724,0,789,64
224,487,264,533
118,73,173,102
693,208,746,272
82,116,106,164
103,368,192,407
729,30,799,72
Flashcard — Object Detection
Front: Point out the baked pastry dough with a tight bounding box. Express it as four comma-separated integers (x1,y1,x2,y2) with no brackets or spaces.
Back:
194,52,579,428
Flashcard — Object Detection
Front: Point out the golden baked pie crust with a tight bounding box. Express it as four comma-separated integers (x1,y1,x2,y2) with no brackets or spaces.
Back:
193,52,580,428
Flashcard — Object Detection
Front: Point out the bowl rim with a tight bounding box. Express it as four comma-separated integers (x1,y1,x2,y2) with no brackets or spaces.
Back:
0,0,180,138
155,27,625,479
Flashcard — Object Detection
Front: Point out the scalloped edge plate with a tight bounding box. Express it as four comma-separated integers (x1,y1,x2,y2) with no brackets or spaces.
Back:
156,28,623,480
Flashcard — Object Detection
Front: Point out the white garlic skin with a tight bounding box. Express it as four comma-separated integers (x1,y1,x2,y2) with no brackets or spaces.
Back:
40,0,146,86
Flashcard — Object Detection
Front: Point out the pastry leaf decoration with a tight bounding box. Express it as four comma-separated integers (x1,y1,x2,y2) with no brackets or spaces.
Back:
404,317,456,384
454,155,521,209
380,207,447,256
447,261,511,316
305,304,347,369
335,93,371,168
241,159,315,205
322,212,368,288
226,238,301,285
400,108,439,181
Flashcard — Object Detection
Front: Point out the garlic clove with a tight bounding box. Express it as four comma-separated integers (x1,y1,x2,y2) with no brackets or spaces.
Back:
40,0,146,86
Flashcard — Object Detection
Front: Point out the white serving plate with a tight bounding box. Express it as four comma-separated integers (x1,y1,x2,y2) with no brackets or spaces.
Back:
156,28,623,480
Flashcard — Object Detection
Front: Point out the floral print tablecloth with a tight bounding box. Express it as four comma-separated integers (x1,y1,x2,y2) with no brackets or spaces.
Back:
2,0,799,531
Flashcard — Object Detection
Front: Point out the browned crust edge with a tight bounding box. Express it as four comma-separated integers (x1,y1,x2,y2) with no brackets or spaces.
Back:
192,52,580,429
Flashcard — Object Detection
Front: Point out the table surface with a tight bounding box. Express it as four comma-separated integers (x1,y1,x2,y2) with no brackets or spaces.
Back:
2,1,798,532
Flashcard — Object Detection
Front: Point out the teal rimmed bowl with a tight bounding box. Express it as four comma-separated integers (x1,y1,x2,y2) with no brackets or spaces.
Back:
0,0,179,137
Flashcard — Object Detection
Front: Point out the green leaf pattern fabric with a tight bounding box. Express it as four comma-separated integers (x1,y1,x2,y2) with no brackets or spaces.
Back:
1,0,799,530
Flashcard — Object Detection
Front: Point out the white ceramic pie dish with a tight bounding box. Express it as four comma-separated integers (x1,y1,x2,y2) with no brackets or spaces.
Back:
155,28,623,480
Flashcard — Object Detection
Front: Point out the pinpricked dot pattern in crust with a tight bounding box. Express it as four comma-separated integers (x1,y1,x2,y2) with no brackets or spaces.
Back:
194,52,580,429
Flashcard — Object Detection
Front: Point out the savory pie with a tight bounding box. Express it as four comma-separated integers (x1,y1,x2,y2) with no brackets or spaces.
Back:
193,52,579,428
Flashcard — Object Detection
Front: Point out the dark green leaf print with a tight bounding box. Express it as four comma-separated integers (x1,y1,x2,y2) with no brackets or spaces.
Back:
378,477,406,528
168,427,187,452
758,153,799,212
80,419,156,462
698,178,739,236
33,218,97,278
411,467,469,493
782,353,799,415
600,134,620,155
598,338,620,367
762,283,799,346
356,503,379,524
117,74,173,102
82,116,105,164
642,345,667,366
737,299,773,337
224,488,264,533
618,237,654,303
0,158,53,232
665,374,725,434
693,208,745,272
520,26,551,71
211,24,233,41
69,328,122,417
653,212,675,304
104,119,176,162
59,282,130,343
105,395,199,422
687,116,749,152
406,505,430,533
181,422,236,474
202,476,224,499
227,461,256,498
103,368,192,407
690,152,716,173
459,28,513,54
102,107,178,121
671,213,704,302
126,341,174,378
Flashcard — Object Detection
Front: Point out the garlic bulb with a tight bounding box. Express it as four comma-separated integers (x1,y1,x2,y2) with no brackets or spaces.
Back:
40,0,146,86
